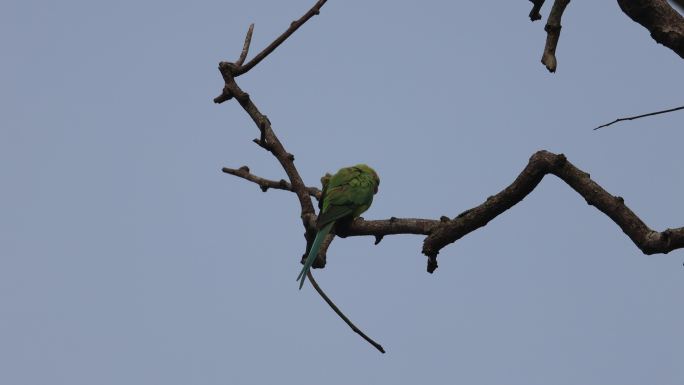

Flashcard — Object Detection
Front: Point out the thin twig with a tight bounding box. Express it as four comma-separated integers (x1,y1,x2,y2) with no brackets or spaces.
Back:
594,105,684,130
235,23,254,67
306,271,386,354
222,166,322,199
235,0,328,76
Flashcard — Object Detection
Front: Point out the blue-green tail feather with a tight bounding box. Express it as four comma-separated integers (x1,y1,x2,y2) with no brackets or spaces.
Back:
297,222,334,290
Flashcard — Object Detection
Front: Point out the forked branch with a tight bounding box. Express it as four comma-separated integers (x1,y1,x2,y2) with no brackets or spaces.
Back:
234,0,328,76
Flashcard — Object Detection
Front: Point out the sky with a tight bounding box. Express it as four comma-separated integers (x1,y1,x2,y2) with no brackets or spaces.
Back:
2,1,683,384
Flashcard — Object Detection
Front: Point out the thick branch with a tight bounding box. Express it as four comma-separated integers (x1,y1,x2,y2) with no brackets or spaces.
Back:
618,0,684,59
541,0,571,72
423,150,684,263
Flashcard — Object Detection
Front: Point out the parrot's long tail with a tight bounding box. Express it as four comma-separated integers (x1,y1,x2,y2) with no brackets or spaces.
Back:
297,222,334,290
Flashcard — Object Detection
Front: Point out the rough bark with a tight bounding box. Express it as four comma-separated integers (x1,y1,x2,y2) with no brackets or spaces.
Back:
618,0,684,59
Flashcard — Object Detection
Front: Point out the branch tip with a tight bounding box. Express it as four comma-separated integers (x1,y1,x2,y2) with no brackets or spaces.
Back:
594,105,684,130
306,271,385,353
529,0,546,21
540,0,571,72
235,23,255,67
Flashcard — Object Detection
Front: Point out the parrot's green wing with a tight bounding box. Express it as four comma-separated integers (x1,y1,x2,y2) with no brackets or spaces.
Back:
317,166,376,226
297,164,380,289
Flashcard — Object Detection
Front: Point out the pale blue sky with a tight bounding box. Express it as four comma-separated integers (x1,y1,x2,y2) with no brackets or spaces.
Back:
2,1,683,384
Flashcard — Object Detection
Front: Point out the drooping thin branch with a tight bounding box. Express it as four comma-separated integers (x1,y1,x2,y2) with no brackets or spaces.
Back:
618,0,684,59
541,0,571,72
594,105,684,129
234,0,328,76
225,151,684,273
306,271,385,353
529,0,546,21
235,23,254,67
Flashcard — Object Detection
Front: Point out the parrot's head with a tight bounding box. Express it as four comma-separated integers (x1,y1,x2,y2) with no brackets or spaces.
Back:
354,164,380,194
320,173,332,189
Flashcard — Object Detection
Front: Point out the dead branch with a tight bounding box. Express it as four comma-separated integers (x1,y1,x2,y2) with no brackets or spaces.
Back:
594,105,684,129
541,0,571,72
529,0,546,21
527,0,572,71
222,166,322,198
235,23,254,67
234,0,327,76
306,271,385,354
528,0,684,71
215,67,317,231
618,0,684,59
422,151,684,265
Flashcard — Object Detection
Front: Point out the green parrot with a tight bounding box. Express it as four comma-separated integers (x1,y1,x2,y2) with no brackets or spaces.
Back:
297,164,380,289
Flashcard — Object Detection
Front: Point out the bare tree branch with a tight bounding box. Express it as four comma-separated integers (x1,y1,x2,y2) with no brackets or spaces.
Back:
222,165,322,198
306,271,385,353
235,0,328,76
618,0,684,59
235,23,254,67
423,151,684,264
529,0,546,21
215,67,317,230
541,0,571,72
594,105,684,129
